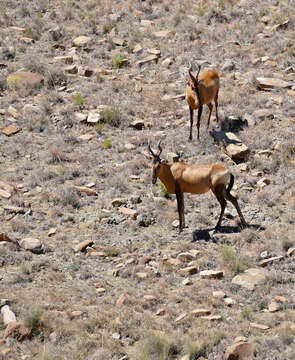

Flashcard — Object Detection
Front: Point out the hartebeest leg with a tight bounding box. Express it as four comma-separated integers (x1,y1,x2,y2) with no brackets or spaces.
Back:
207,103,213,129
212,185,227,230
189,106,194,141
225,191,248,228
214,90,219,123
197,105,203,140
175,182,184,233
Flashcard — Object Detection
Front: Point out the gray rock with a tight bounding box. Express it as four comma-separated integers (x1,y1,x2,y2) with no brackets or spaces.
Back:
19,238,43,254
232,268,268,290
1,305,16,324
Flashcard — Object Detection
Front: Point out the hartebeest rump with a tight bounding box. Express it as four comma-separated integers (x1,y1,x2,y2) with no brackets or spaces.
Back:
148,141,248,233
184,62,219,141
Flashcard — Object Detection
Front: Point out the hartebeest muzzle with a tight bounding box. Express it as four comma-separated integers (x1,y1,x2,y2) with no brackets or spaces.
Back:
148,140,163,185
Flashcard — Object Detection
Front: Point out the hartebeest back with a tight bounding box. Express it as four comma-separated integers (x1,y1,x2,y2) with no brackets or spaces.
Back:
184,62,220,141
148,141,247,233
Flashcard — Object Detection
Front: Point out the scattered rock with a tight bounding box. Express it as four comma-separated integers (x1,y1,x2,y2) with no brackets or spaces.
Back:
200,315,222,321
199,270,224,279
213,291,226,299
179,266,198,275
53,55,73,64
175,312,187,323
1,305,16,324
268,301,280,312
116,294,126,308
72,36,91,47
255,77,293,90
136,272,148,279
4,322,30,341
232,268,268,290
111,198,127,207
118,207,138,219
7,105,20,118
87,111,101,124
136,55,158,66
225,340,254,360
64,64,78,74
2,124,21,137
191,309,211,317
133,44,142,53
210,130,250,162
287,248,295,257
73,240,94,252
182,278,193,286
125,143,136,150
258,256,284,267
19,238,43,254
250,322,269,331
224,298,236,306
74,186,97,196
153,30,171,38
156,307,166,316
130,120,145,130
112,37,126,46
253,109,274,120
257,177,271,189
47,228,57,237
177,252,195,262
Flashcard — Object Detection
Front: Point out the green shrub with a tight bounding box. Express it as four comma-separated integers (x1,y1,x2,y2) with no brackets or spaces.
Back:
24,306,43,335
221,245,246,275
73,93,85,109
104,139,112,149
138,332,178,360
112,54,123,68
188,342,206,359
158,181,170,198
99,107,121,127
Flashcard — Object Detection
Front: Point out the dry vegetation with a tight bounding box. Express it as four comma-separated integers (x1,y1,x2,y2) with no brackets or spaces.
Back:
0,0,295,359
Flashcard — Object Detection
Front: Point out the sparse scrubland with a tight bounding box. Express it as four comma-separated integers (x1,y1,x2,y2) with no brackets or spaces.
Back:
0,0,295,359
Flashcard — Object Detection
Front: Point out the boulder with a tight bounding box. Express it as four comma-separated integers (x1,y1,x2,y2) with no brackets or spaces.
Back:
225,341,254,360
1,305,16,324
19,238,43,254
210,130,249,162
232,268,268,290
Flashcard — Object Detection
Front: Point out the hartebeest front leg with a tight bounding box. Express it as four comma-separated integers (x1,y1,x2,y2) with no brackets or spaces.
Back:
175,182,185,233
207,103,213,129
213,184,227,230
189,106,194,141
197,105,203,140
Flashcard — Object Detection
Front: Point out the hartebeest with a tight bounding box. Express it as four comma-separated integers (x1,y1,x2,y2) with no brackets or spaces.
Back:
184,62,220,141
148,141,248,233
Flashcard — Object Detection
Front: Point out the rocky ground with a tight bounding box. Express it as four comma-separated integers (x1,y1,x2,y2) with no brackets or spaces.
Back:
0,0,295,359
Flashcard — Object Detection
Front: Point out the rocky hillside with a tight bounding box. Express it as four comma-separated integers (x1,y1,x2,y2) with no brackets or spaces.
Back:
0,0,295,359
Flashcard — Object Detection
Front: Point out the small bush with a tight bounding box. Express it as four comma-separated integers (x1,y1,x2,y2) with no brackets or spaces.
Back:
73,93,85,109
100,107,121,127
104,139,112,149
241,308,252,320
188,342,206,359
221,245,246,275
24,306,43,336
138,332,177,360
112,54,123,68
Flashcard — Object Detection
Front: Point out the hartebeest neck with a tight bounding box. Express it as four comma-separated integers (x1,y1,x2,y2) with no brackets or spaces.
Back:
158,163,176,194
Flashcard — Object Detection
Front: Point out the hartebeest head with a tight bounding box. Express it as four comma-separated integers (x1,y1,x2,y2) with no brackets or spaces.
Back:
148,140,163,184
188,61,202,107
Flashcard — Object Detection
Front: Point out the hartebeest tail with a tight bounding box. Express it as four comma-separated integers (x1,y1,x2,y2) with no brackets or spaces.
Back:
148,141,248,233
184,62,220,141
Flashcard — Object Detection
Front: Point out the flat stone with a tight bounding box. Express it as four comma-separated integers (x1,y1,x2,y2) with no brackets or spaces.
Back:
87,111,101,123
199,270,224,279
73,239,94,252
133,44,142,53
224,298,236,306
147,48,161,55
153,30,171,38
112,37,126,46
232,268,268,290
182,278,193,286
53,55,73,64
136,272,148,279
175,313,187,323
125,143,136,150
19,238,43,254
118,207,138,219
74,186,97,196
213,291,226,299
287,248,295,256
72,36,91,47
250,322,269,331
190,309,211,317
8,26,25,32
177,252,195,262
255,77,293,89
64,65,78,74
7,106,20,118
130,120,145,130
156,307,166,316
179,266,198,275
258,256,284,267
136,55,158,66
268,301,280,312
200,315,222,321
2,124,21,136
111,198,127,207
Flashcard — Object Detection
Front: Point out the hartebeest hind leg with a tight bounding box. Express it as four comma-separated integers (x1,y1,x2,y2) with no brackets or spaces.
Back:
212,184,227,230
207,103,213,129
175,183,185,233
214,90,219,123
189,106,194,141
196,105,203,140
225,191,248,228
